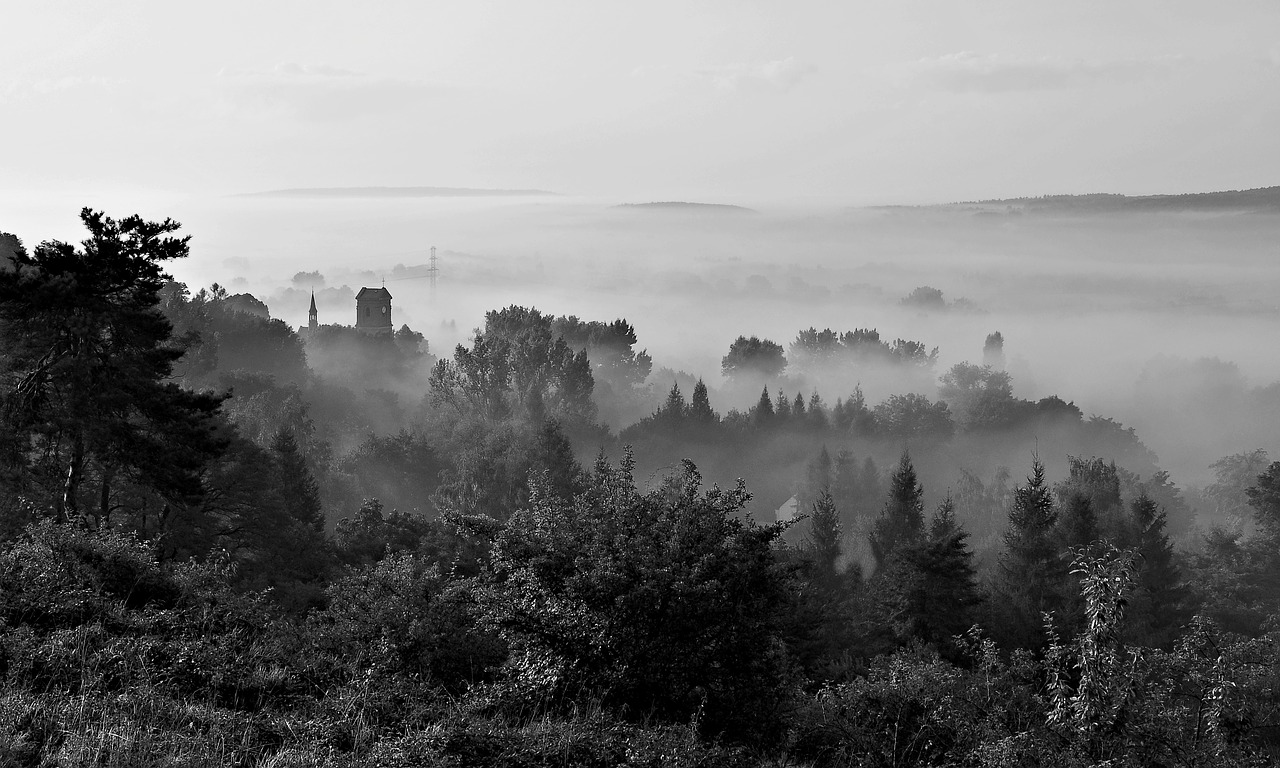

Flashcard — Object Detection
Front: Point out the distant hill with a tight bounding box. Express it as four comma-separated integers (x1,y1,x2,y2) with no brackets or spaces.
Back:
953,186,1280,214
235,186,557,199
615,201,756,214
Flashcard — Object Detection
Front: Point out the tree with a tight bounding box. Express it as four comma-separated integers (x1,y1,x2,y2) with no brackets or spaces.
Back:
1245,460,1280,552
893,497,985,652
721,335,787,380
271,427,325,533
788,487,862,681
1126,491,1190,647
996,456,1061,648
429,306,597,427
937,362,1015,430
688,378,718,424
983,331,1006,370
481,454,795,742
869,451,925,570
872,393,954,440
900,285,946,310
660,381,687,421
552,315,652,389
0,210,227,526
801,446,833,514
752,386,776,427
1205,449,1269,525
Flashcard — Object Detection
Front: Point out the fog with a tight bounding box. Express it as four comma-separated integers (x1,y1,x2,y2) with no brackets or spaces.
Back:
9,192,1280,488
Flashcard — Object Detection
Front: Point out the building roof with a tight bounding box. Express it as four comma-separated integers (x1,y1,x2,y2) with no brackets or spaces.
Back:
356,287,393,301
309,291,317,312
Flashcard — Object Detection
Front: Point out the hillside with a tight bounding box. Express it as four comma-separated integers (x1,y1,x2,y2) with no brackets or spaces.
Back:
954,185,1280,214
614,201,756,214
235,186,558,198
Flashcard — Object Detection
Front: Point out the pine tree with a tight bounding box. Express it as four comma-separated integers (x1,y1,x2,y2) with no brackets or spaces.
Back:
776,389,792,418
1057,491,1099,551
793,391,806,416
895,495,985,653
688,378,718,424
860,457,883,517
997,456,1062,648
271,427,324,532
1126,491,1190,646
806,391,828,429
0,210,227,526
790,487,861,680
801,446,833,512
753,386,775,426
869,450,925,570
661,381,687,421
806,488,843,579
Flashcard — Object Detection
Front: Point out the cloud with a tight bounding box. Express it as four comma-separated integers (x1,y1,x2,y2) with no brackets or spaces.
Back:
697,57,816,92
908,51,1180,92
215,62,442,121
0,74,122,103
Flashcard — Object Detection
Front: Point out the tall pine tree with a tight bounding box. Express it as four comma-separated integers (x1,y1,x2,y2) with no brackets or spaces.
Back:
869,450,925,570
996,456,1062,648
894,496,985,654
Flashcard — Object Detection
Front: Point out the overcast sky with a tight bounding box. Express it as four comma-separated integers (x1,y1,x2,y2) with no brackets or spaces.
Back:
3,1,1279,205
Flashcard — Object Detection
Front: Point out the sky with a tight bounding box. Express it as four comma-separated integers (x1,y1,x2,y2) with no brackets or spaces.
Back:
3,1,1279,207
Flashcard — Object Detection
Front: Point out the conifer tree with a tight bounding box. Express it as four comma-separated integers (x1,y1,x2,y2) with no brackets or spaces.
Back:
860,456,883,514
845,385,876,435
869,450,925,570
776,389,792,418
753,386,775,426
0,210,227,526
801,446,833,512
793,391,806,416
996,455,1061,648
790,487,861,680
1126,491,1189,646
806,391,828,429
1057,491,1099,552
806,488,843,580
271,427,324,533
662,381,686,419
895,495,985,652
688,378,718,424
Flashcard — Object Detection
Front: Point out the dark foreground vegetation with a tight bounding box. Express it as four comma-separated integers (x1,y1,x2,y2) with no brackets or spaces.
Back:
2,211,1280,765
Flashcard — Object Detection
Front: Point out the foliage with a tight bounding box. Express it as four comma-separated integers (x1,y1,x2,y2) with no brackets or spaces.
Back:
996,456,1062,648
429,306,596,426
937,362,1016,430
0,210,228,525
871,393,954,440
721,335,787,380
479,453,796,743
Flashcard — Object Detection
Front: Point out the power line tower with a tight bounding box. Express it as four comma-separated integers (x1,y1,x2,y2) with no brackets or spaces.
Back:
427,245,439,300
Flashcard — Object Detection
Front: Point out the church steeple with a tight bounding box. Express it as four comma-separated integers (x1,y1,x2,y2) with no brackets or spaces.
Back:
308,291,318,331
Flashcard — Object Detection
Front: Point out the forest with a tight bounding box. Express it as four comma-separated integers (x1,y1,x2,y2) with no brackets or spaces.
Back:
2,209,1279,766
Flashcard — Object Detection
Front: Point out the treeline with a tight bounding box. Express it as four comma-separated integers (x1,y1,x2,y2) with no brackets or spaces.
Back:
3,211,1280,765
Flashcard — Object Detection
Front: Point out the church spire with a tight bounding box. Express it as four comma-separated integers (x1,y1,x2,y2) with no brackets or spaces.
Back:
308,291,318,331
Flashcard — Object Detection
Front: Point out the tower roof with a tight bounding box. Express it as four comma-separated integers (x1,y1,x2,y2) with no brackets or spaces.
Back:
309,291,317,312
356,287,393,301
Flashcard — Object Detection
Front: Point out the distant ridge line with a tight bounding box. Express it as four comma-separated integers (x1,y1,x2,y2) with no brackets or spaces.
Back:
615,201,756,213
234,186,558,198
952,185,1280,212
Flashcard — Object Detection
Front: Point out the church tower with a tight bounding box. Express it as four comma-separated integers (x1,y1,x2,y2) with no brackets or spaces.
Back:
355,287,393,334
308,291,318,332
